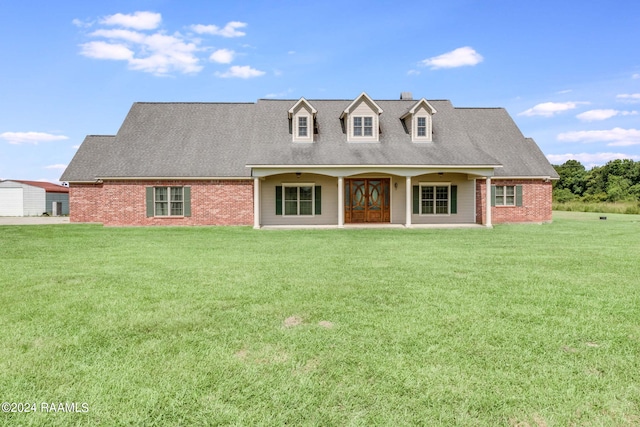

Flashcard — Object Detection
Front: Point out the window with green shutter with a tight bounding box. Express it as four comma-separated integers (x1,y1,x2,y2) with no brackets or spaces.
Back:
276,184,320,216
417,183,454,215
145,186,190,217
492,185,522,207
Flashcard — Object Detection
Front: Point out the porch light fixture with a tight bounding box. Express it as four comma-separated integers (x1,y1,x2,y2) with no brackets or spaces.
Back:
295,172,301,178
394,182,398,189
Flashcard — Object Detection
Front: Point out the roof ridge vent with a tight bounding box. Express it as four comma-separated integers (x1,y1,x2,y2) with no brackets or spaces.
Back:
400,92,413,100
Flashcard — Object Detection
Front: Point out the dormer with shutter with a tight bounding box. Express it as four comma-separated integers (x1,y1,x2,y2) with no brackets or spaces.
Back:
340,92,383,142
401,98,437,142
288,97,317,143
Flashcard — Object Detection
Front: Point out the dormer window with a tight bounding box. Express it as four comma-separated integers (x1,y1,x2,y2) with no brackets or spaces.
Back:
353,116,373,137
340,92,383,142
417,117,427,137
401,98,437,143
288,97,317,143
298,116,308,137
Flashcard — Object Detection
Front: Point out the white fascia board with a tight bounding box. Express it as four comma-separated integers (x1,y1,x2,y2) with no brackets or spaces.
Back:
97,176,252,181
288,97,317,118
341,92,383,119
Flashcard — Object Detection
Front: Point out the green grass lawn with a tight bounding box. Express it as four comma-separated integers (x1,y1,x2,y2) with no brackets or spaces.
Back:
1,213,639,426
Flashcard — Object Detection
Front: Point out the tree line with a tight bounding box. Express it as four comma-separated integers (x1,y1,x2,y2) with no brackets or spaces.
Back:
552,159,640,203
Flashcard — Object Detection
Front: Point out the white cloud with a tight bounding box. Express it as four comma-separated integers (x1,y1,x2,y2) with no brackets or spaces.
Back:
576,109,638,121
547,152,640,167
191,21,247,37
557,128,640,147
407,69,421,76
101,11,161,30
0,132,69,145
80,41,134,60
209,48,235,64
632,74,640,79
519,101,587,117
90,29,146,43
215,65,265,78
419,47,483,70
557,89,573,94
72,145,81,149
44,164,68,170
80,27,202,75
617,93,640,103
72,18,93,28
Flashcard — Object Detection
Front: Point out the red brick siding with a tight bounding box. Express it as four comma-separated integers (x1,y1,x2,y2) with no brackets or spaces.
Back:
69,180,254,226
476,179,552,224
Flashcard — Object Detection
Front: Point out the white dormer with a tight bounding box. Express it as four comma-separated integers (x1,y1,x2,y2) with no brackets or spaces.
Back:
340,92,383,142
288,97,317,143
401,98,437,142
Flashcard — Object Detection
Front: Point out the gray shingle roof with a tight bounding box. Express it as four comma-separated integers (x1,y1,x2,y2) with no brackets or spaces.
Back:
61,98,559,182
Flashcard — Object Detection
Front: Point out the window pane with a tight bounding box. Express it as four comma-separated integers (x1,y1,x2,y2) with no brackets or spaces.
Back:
298,117,307,137
506,186,515,196
171,202,183,216
284,201,297,215
421,186,434,214
353,117,362,136
155,187,167,201
364,117,373,136
284,187,298,201
299,201,312,215
299,186,312,201
170,187,182,202
506,196,515,205
495,186,504,196
417,117,426,137
284,186,299,215
495,195,504,205
155,202,168,216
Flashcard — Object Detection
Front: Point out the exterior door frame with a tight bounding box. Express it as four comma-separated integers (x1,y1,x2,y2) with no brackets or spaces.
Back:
344,178,390,223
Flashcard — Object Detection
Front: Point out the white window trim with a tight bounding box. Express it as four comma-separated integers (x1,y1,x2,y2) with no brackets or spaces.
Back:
293,114,313,143
419,182,451,216
494,185,516,206
349,115,378,142
154,186,184,217
413,115,432,142
282,182,315,216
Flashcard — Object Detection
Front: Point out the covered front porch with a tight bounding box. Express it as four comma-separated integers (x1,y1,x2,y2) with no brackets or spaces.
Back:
250,166,496,229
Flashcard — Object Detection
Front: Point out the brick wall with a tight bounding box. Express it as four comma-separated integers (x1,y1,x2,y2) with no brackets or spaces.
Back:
476,179,553,224
69,180,254,226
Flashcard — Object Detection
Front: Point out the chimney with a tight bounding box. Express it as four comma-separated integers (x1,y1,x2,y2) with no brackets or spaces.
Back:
400,92,413,100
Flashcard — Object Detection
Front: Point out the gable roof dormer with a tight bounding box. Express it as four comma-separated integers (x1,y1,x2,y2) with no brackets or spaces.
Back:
340,92,383,142
401,98,437,142
288,97,317,142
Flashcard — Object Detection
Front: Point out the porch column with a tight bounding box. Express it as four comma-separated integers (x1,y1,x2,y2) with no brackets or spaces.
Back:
405,176,412,227
253,177,260,229
485,177,492,227
337,176,344,228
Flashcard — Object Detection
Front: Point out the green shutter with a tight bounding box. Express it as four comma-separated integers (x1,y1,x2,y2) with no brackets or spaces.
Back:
275,186,282,215
412,185,419,214
314,185,321,215
146,187,154,217
183,187,191,217
451,185,457,214
516,185,523,207
490,185,496,207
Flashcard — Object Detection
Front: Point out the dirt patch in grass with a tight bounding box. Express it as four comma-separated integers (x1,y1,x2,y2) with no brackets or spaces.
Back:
283,315,303,328
318,320,334,329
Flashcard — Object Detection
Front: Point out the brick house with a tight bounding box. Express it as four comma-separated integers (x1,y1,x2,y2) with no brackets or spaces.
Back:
61,92,558,227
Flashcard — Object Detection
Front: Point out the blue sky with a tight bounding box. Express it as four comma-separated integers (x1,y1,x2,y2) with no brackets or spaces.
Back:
1,0,639,183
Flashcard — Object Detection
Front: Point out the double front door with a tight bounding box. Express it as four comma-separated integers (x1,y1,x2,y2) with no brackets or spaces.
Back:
345,178,390,223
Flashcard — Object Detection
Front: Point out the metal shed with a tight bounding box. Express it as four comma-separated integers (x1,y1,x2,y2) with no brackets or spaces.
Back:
0,180,69,216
